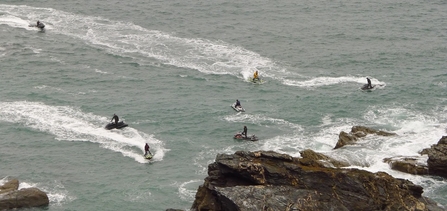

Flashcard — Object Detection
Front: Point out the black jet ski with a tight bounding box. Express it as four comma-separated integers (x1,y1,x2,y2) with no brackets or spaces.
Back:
105,121,128,130
361,84,375,91
36,22,45,29
233,133,258,141
29,22,45,30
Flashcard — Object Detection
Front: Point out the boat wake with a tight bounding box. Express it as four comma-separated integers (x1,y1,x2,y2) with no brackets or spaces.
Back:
0,101,166,163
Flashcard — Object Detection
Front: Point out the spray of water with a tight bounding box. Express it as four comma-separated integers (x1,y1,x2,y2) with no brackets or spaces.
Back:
0,101,167,163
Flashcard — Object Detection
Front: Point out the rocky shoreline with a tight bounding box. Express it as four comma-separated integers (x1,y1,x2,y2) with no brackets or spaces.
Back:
188,150,443,211
337,126,447,179
167,126,447,211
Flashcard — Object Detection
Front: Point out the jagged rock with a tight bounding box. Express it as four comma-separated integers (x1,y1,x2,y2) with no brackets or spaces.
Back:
351,126,396,137
421,136,447,178
191,150,443,211
383,156,429,175
0,179,49,210
0,179,19,194
334,131,358,149
334,126,396,149
299,149,349,168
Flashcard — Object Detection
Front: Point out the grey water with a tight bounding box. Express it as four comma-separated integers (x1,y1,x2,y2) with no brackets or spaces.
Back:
0,0,446,210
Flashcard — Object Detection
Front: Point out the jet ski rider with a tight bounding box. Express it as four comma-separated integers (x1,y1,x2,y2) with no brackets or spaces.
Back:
235,99,241,108
111,114,119,125
144,143,151,156
36,20,44,29
253,70,259,81
242,126,248,138
366,77,373,89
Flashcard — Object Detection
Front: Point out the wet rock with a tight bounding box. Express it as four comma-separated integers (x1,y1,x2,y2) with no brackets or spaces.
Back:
351,126,396,137
191,150,442,211
383,156,429,175
421,136,447,178
0,179,49,210
299,149,349,168
334,131,358,149
334,126,396,149
0,179,19,194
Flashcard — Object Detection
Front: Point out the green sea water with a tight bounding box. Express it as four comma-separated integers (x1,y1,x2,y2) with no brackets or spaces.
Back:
0,1,446,210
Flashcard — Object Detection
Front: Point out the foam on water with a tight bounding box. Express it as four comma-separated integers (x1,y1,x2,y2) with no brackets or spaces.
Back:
0,177,73,206
217,100,447,185
0,14,34,30
259,104,446,182
223,113,303,130
0,4,392,91
0,101,167,163
0,5,277,79
283,75,386,88
178,179,202,202
221,104,445,177
1,2,446,209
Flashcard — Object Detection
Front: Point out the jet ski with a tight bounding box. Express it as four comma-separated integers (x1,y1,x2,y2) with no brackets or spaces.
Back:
36,22,45,29
233,133,258,141
361,84,375,91
29,22,45,30
105,121,128,130
231,103,245,112
248,77,264,84
144,153,153,160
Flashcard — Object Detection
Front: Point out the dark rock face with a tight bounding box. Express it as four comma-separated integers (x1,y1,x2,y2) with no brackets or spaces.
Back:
351,126,396,137
383,156,429,175
334,126,396,149
191,150,443,211
421,136,447,178
334,131,358,149
299,149,349,168
0,179,49,210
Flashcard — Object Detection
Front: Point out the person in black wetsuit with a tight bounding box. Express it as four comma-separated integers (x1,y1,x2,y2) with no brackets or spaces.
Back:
366,78,373,89
235,99,241,108
144,143,151,156
241,126,248,138
111,114,119,125
36,20,44,29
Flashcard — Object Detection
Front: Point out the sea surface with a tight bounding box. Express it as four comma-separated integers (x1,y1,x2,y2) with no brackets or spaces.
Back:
0,1,446,210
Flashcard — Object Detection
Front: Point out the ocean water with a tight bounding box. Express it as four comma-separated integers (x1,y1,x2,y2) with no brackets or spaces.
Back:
0,0,446,210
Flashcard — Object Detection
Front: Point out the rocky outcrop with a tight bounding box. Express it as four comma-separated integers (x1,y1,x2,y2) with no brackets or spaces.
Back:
299,149,349,168
421,136,447,178
334,126,396,149
334,131,358,149
381,136,447,178
0,179,19,194
351,126,396,137
191,150,443,211
383,156,429,175
0,178,49,210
